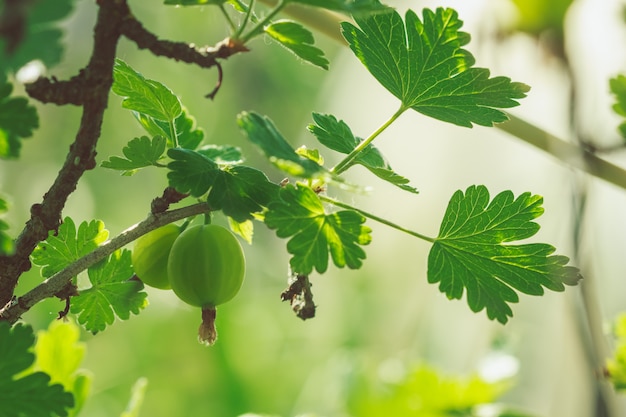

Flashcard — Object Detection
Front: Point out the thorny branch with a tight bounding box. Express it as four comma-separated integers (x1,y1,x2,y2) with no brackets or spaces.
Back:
0,202,211,324
0,0,245,313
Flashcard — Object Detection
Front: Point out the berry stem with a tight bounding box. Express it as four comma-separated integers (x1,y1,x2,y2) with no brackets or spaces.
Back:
199,306,218,345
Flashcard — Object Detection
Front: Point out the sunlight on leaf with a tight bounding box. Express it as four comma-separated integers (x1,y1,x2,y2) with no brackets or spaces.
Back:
31,217,109,278
0,322,75,417
265,20,329,70
33,320,92,417
112,59,182,122
610,75,626,140
101,136,167,175
0,196,13,255
71,250,148,334
134,107,204,150
607,313,626,391
0,73,39,159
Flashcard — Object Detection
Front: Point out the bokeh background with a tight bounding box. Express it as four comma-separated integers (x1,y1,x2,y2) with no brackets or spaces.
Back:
2,0,626,416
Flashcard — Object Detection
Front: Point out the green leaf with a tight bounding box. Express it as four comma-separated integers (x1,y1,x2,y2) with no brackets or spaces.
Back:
0,196,13,255
287,0,387,14
237,111,325,178
33,320,92,417
341,8,530,127
427,185,581,324
610,75,626,139
112,59,182,122
167,148,279,222
264,184,372,274
0,73,39,159
31,217,109,278
509,0,572,36
70,249,148,334
607,313,626,391
265,20,329,70
134,107,204,150
197,144,244,165
308,113,417,193
348,363,510,417
0,0,74,73
0,322,74,417
228,217,254,244
295,146,324,166
33,320,85,391
101,135,167,174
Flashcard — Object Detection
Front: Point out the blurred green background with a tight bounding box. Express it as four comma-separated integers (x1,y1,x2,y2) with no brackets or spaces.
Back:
3,0,626,416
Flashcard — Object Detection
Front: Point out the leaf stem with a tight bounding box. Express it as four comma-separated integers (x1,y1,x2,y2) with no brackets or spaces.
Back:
332,105,406,176
238,0,286,43
234,0,255,40
218,3,238,34
0,202,211,324
319,194,435,243
169,119,178,148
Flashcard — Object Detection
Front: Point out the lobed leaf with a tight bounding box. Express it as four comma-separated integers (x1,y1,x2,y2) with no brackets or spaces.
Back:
134,107,204,150
348,363,510,417
33,320,92,417
0,196,13,255
610,75,626,139
427,185,582,324
101,135,167,175
0,323,74,417
308,113,417,193
167,148,279,222
70,250,148,334
112,59,182,122
31,217,109,279
264,184,372,274
341,8,530,127
607,313,626,391
265,20,329,70
0,73,39,159
237,111,325,178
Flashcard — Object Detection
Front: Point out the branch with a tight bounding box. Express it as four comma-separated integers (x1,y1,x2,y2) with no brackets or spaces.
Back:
0,202,211,324
0,0,128,307
25,72,88,105
120,15,249,65
498,114,626,190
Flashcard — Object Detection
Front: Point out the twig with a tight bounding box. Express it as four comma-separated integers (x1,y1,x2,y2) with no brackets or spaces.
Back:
0,0,127,308
120,14,248,66
0,202,210,324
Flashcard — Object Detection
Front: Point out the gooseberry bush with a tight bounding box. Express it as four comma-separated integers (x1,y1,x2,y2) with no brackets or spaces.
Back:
1,0,625,416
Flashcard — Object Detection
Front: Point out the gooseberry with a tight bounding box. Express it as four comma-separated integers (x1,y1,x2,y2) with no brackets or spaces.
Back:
167,224,245,344
131,224,181,290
